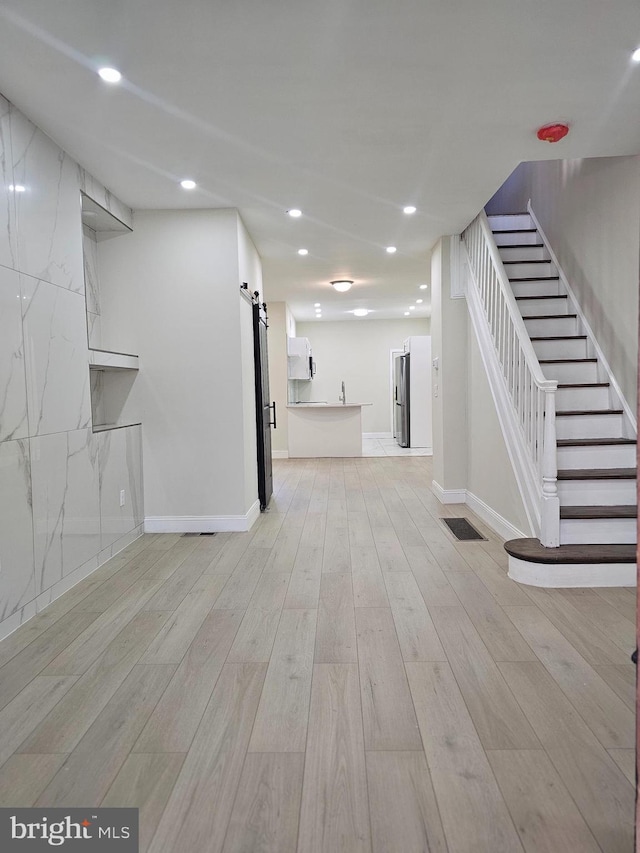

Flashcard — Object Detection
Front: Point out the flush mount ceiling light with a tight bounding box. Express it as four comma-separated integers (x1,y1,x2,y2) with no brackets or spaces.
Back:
331,280,353,292
409,306,416,310
416,299,423,304
9,184,25,192
353,309,369,317
287,208,302,218
386,246,397,254
314,303,321,307
180,179,196,190
403,205,417,215
404,311,410,316
98,67,122,83
419,284,428,290
298,248,308,256
632,47,640,62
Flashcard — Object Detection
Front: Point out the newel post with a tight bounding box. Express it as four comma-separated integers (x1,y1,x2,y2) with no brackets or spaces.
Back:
540,384,560,547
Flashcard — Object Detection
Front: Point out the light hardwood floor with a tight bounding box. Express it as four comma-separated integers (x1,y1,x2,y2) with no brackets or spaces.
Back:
0,457,635,852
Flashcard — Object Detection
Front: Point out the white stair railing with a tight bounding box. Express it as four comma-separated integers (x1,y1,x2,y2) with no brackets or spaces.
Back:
462,211,560,547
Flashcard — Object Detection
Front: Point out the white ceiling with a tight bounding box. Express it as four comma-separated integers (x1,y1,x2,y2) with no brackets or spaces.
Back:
1,1,639,322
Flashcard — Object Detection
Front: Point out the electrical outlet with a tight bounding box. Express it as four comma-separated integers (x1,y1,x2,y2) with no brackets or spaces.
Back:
119,489,126,507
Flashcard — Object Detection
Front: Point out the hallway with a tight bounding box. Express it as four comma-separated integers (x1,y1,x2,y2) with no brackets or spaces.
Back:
0,457,634,852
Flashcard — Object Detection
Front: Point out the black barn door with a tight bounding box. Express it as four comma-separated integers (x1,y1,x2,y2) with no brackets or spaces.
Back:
253,300,274,510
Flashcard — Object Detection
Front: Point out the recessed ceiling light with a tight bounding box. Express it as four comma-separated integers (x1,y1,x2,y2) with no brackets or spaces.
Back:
98,67,122,83
287,208,302,218
404,311,410,316
331,280,353,292
9,184,25,192
314,303,321,307
419,284,428,290
416,299,423,304
409,306,416,310
632,47,640,62
403,205,417,215
180,179,196,190
353,309,369,317
298,248,308,256
386,246,397,254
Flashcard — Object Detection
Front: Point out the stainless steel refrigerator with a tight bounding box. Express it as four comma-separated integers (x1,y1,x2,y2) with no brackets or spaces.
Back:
394,353,410,447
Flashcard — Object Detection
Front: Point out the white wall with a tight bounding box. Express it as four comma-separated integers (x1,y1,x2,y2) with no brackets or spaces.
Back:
466,326,532,536
0,94,142,640
267,302,290,454
295,318,430,434
430,238,468,492
99,208,259,526
487,156,640,412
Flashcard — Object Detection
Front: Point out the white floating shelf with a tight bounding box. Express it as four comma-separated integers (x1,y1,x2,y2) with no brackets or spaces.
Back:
89,349,139,370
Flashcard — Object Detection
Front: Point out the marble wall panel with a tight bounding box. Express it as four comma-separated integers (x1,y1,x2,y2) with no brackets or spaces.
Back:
77,167,133,230
82,225,100,315
0,438,35,621
30,428,101,595
90,371,106,426
98,425,143,549
0,94,18,270
10,107,84,293
22,277,91,436
87,311,102,349
0,267,28,441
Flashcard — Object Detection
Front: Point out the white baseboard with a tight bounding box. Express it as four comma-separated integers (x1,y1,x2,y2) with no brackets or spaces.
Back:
465,491,527,542
432,482,527,541
145,500,261,533
508,555,637,588
363,432,393,440
272,450,289,459
431,481,466,504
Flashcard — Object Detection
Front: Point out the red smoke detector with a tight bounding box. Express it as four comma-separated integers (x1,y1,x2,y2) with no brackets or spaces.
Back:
536,123,569,143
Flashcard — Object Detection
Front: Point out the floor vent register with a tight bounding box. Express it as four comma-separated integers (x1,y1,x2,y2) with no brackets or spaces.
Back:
441,517,486,541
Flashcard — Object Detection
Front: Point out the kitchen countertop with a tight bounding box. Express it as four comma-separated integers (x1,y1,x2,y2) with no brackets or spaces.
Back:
287,402,372,408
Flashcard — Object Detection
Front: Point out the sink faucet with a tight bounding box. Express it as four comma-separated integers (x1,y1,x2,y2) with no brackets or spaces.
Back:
339,381,346,404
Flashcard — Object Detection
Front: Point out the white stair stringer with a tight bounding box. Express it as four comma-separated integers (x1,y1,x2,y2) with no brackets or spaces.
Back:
484,209,637,583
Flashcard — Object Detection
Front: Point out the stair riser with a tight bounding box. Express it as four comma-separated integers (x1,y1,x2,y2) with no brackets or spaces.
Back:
560,518,636,545
555,387,611,410
511,280,563,298
499,246,548,262
558,480,636,506
532,339,587,360
508,261,557,279
541,362,599,383
488,214,533,231
524,317,578,337
519,298,569,317
557,444,636,469
556,414,625,441
494,231,540,247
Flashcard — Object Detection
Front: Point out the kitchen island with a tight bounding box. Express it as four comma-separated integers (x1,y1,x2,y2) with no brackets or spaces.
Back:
287,403,372,457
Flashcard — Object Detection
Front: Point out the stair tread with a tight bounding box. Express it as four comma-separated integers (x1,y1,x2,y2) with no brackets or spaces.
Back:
504,538,635,564
530,335,586,341
560,505,637,519
557,382,610,388
557,468,637,480
503,259,552,265
557,437,636,446
499,243,544,249
509,290,564,296
511,277,561,284
524,313,577,320
539,358,597,364
556,409,623,416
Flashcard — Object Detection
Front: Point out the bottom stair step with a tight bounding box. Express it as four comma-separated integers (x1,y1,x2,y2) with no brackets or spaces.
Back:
504,538,636,564
504,538,636,588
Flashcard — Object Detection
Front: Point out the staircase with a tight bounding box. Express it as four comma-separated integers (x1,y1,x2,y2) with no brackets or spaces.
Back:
462,209,636,586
